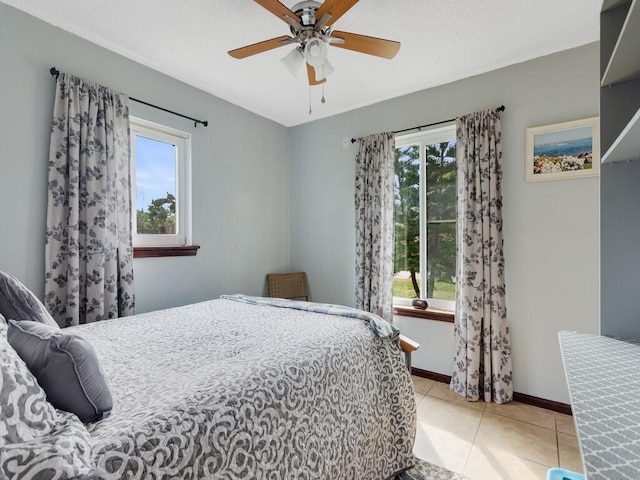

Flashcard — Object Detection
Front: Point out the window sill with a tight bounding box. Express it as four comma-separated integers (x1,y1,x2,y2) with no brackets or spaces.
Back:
133,245,200,258
393,305,455,323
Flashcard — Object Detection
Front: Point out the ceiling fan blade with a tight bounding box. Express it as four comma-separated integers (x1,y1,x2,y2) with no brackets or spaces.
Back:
330,30,400,59
228,35,292,59
254,0,301,24
307,63,326,85
315,0,359,27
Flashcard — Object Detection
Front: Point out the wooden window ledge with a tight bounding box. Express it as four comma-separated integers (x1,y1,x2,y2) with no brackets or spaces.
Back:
393,305,454,323
134,245,200,258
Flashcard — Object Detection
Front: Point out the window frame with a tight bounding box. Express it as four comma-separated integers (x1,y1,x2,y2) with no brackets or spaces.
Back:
394,123,457,312
130,117,192,248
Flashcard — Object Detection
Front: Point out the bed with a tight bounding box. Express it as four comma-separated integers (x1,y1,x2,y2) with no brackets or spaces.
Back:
1,294,416,479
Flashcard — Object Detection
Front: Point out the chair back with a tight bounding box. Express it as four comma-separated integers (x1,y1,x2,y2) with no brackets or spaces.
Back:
266,272,309,301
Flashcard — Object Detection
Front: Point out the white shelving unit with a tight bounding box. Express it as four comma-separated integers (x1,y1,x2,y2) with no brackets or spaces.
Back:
601,0,640,86
601,109,640,163
601,0,640,164
600,0,640,345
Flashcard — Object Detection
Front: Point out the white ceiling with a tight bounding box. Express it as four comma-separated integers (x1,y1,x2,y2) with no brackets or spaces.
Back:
2,0,602,127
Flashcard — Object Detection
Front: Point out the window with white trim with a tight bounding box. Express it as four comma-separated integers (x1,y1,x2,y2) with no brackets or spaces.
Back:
130,117,191,247
393,124,456,311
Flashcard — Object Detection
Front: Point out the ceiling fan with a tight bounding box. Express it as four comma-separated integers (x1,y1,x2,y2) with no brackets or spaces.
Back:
228,0,401,86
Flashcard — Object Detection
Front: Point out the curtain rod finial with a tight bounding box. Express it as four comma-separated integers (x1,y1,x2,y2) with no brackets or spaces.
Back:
50,67,59,78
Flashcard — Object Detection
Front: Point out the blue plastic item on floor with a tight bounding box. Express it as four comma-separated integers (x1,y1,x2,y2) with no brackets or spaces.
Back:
547,468,585,480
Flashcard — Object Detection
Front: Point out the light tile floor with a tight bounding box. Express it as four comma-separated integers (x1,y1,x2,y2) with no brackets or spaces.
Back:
412,376,584,480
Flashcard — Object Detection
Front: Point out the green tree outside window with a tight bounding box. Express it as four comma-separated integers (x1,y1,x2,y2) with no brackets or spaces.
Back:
137,193,176,234
393,141,456,301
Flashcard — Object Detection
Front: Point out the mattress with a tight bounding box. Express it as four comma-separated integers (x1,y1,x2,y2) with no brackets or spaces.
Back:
67,296,416,479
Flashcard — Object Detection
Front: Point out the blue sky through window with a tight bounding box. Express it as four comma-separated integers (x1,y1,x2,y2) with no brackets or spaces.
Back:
135,135,176,212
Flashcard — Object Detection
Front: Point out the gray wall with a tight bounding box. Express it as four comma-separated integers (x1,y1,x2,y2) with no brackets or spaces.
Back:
289,43,601,403
0,3,291,313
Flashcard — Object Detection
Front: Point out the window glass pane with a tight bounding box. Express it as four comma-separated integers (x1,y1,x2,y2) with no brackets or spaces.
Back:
425,221,456,301
393,145,421,299
135,135,177,235
393,131,457,308
425,141,456,221
425,141,456,301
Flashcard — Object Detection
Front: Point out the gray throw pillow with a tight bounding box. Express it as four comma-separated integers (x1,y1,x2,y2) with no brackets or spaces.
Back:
0,271,59,328
7,320,113,423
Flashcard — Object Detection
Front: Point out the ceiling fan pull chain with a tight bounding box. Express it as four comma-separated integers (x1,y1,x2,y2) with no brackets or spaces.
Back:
321,66,326,103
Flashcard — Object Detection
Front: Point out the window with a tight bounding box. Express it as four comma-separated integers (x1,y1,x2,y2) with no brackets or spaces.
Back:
393,124,456,311
130,117,191,248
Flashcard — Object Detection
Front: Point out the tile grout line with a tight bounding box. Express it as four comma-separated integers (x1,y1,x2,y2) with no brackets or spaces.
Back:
484,408,559,434
473,408,561,472
461,401,487,477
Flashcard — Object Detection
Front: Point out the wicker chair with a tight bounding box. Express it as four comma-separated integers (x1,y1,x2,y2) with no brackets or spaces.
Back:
266,272,309,301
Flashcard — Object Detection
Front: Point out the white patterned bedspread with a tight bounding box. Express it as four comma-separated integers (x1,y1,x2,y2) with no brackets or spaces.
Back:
69,297,416,479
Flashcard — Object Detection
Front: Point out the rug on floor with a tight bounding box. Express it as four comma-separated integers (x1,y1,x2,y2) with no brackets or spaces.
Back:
398,458,470,480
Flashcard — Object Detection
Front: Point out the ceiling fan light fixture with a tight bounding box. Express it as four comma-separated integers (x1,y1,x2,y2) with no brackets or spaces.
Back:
314,59,334,81
229,0,401,93
281,47,305,77
304,38,327,68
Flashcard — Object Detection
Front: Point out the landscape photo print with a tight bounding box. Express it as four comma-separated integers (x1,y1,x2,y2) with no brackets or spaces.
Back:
525,117,599,182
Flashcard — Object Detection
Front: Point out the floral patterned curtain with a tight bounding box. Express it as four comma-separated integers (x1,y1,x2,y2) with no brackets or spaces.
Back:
45,73,135,327
450,109,513,404
355,133,395,322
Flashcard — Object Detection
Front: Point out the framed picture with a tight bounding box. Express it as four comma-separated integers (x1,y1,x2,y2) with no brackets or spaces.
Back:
525,117,599,182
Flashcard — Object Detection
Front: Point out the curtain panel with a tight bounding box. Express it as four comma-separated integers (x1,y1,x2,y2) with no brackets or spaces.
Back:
45,73,135,327
450,108,513,404
354,133,395,322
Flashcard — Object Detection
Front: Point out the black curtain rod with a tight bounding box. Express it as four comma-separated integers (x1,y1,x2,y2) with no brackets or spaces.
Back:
49,67,208,128
351,105,505,144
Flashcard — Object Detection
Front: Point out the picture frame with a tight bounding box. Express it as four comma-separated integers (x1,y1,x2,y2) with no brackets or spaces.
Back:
525,117,600,182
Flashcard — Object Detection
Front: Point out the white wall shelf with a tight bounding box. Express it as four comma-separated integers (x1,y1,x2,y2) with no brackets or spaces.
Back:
602,0,631,9
601,0,640,87
601,107,640,163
